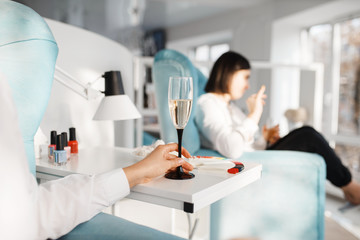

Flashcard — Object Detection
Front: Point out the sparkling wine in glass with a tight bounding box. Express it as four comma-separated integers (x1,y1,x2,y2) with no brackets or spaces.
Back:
166,76,195,179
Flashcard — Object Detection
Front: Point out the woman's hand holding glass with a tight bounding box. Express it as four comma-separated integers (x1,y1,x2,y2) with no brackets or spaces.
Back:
262,124,280,145
246,85,267,124
124,143,194,188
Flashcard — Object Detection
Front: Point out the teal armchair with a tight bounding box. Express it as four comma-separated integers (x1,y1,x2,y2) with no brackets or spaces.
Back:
0,1,183,239
153,49,326,240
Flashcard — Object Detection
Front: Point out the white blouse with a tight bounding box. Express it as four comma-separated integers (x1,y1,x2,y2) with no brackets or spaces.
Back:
195,93,266,158
0,75,130,240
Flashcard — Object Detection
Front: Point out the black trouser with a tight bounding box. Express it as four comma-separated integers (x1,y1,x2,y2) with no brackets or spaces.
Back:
267,126,352,187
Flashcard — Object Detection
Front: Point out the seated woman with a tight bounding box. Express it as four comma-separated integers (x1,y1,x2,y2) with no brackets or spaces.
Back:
195,51,360,205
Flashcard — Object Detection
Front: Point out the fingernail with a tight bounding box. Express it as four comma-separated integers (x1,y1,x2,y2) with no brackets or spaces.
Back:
178,158,185,164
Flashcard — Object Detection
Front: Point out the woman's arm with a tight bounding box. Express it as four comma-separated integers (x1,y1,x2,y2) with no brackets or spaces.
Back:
246,85,266,124
35,144,193,239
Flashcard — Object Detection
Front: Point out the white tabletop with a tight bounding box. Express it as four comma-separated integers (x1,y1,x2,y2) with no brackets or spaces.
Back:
36,147,262,213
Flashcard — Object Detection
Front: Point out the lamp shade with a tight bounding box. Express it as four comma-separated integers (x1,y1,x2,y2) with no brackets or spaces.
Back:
103,71,125,96
93,94,141,120
93,70,141,121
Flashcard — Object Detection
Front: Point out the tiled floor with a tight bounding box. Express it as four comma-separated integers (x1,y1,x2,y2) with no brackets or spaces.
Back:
325,215,358,240
325,193,360,240
324,166,360,239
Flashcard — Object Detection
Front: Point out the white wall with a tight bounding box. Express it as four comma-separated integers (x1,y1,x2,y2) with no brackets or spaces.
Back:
166,0,331,60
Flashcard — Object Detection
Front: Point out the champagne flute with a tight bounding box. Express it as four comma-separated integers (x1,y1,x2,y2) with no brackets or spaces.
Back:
166,76,195,179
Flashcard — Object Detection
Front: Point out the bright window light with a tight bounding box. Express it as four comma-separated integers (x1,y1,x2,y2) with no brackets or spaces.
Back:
210,43,229,62
195,45,209,61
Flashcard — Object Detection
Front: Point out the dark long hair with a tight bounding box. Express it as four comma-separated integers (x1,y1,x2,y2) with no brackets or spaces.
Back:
205,51,251,93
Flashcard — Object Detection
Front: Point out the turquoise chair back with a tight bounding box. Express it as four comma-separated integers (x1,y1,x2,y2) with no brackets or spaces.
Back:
0,0,58,175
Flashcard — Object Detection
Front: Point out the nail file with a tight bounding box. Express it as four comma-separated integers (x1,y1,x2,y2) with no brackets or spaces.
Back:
197,160,236,170
186,156,236,170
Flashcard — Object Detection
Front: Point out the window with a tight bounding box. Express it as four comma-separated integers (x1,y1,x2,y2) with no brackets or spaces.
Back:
191,43,230,76
306,16,360,171
307,17,360,136
210,43,229,62
338,18,360,135
307,24,333,133
193,43,229,62
195,45,210,62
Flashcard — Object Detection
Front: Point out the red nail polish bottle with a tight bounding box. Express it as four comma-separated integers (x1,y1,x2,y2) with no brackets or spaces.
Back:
68,127,78,154
48,130,57,160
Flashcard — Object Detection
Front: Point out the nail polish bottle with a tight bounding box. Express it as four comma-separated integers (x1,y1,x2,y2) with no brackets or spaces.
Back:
54,134,67,165
48,130,57,161
61,132,71,160
68,127,78,154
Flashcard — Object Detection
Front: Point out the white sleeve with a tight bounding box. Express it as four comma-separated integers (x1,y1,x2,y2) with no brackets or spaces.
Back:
0,74,130,240
195,96,259,159
36,168,130,239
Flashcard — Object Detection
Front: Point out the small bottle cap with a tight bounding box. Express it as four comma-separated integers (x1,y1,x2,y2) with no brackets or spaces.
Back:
50,131,57,145
69,127,77,141
56,134,64,150
61,132,68,146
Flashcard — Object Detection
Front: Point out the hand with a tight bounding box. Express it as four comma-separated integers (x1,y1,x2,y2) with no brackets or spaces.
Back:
262,124,280,145
123,143,194,188
247,85,267,124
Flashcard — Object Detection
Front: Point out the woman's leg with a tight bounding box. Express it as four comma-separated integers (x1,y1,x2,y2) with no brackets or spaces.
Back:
267,126,360,204
267,126,351,187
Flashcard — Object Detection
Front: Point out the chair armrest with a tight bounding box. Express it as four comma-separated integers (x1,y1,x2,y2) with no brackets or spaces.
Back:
210,150,326,240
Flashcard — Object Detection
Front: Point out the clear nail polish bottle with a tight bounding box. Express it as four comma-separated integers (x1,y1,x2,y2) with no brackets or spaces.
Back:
54,134,67,165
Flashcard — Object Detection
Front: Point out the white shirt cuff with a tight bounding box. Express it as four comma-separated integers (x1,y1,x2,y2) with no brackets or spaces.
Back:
94,168,130,206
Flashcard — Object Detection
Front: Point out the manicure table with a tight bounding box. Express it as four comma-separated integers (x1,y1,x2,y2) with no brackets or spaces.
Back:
36,147,262,213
